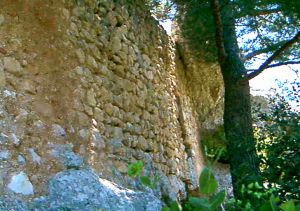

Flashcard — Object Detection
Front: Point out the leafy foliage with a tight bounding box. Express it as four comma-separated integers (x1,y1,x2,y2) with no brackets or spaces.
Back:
201,126,229,163
253,82,300,200
128,161,143,177
127,161,159,189
164,166,226,211
199,167,218,195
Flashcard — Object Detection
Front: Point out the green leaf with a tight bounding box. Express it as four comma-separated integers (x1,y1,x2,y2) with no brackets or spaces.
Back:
128,161,143,177
162,206,170,211
247,183,254,189
161,202,180,211
189,197,211,211
281,200,295,211
199,167,218,195
295,204,300,211
260,201,274,211
169,201,180,211
210,190,226,210
140,176,152,187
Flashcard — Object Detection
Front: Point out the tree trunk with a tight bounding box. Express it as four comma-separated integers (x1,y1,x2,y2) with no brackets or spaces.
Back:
222,72,261,199
218,0,261,200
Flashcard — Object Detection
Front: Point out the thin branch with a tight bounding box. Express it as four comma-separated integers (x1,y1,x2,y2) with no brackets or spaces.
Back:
246,60,300,73
266,61,300,68
244,40,287,60
210,0,226,63
246,31,300,80
236,8,281,19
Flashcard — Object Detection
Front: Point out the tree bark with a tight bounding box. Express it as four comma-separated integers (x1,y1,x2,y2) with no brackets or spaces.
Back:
222,72,261,199
212,0,262,199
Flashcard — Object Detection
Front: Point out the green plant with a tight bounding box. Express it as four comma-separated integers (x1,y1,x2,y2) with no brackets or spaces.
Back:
201,126,229,163
163,166,226,211
127,161,159,189
253,82,300,200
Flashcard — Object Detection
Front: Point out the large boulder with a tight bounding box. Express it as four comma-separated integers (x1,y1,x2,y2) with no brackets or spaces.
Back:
31,169,162,211
0,197,29,211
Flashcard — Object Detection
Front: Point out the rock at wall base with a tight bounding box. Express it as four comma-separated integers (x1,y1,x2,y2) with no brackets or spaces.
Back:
8,169,162,211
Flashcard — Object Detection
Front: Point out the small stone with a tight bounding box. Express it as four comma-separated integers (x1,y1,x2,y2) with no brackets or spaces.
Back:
113,127,123,139
62,151,83,169
75,49,85,64
104,103,114,116
77,112,90,127
3,89,16,98
78,129,90,140
94,108,104,122
110,37,122,53
87,55,98,70
72,6,85,17
86,89,97,107
33,120,45,130
52,124,66,138
62,8,70,19
3,57,23,76
9,133,20,146
0,150,10,160
91,129,105,150
0,133,8,143
142,54,151,66
17,155,26,165
84,104,94,116
7,172,34,195
108,138,123,154
28,148,42,165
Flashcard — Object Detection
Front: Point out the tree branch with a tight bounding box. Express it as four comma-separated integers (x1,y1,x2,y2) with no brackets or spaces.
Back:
266,61,300,68
236,8,281,19
244,40,287,60
246,31,300,80
246,60,300,73
211,0,226,63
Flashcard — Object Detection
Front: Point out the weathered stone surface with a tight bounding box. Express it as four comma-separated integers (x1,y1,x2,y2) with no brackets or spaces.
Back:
62,151,84,169
3,57,22,76
0,197,29,211
0,14,4,26
0,0,224,206
0,63,5,87
32,169,162,211
7,172,34,195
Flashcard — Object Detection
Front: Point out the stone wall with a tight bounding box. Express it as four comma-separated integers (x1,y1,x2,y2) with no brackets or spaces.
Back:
0,0,223,206
175,43,224,130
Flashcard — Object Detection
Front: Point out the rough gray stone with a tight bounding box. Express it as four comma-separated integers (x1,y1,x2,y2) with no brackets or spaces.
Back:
0,133,8,143
28,148,42,165
32,169,162,211
0,197,29,211
49,144,83,169
62,151,84,169
52,124,66,138
17,155,26,165
0,150,10,160
9,133,21,146
91,129,106,150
